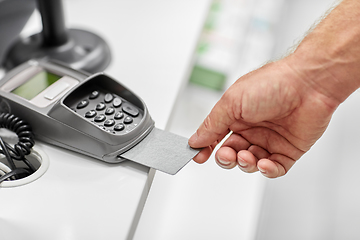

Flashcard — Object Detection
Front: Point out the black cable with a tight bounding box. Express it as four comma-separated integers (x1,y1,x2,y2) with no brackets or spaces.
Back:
0,168,31,183
0,137,15,170
4,140,36,172
0,113,36,182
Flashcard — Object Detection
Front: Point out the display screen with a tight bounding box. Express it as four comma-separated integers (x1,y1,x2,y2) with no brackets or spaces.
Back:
11,71,61,100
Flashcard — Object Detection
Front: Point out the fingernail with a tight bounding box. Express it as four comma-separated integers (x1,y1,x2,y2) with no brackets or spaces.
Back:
189,132,198,145
258,165,266,174
237,157,248,168
217,157,231,166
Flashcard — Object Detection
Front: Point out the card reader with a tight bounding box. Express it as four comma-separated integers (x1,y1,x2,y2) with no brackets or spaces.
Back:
0,60,199,174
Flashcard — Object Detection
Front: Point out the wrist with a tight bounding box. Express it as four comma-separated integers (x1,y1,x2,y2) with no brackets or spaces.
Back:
285,37,360,105
283,0,360,104
284,52,345,106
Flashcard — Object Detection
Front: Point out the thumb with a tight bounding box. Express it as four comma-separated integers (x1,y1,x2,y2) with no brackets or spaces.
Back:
188,99,233,148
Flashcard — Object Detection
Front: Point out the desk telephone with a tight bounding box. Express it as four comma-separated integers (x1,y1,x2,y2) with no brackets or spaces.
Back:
0,60,198,174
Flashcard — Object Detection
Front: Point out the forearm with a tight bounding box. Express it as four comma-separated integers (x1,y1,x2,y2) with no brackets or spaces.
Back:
286,0,360,104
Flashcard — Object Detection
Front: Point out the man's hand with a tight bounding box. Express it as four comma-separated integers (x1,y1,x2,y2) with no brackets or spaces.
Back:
189,59,339,178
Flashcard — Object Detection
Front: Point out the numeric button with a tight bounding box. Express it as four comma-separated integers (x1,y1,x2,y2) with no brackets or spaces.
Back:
104,119,115,127
77,100,89,109
105,107,115,115
96,102,106,111
94,114,106,122
114,111,124,119
104,93,114,103
114,123,125,131
124,116,133,124
85,110,97,118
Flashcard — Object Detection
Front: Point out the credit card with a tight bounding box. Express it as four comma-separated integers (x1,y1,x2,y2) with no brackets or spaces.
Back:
119,128,199,175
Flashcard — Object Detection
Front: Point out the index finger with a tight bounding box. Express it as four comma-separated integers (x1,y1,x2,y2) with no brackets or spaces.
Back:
188,100,233,149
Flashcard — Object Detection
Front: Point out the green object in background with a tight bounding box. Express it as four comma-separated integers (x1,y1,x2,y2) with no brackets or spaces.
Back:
189,0,229,91
189,65,226,91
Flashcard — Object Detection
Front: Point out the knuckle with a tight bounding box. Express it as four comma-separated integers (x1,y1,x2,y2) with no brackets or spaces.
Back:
203,115,213,131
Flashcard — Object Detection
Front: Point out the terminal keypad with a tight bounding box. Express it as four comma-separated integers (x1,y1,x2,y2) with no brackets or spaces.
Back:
75,90,143,134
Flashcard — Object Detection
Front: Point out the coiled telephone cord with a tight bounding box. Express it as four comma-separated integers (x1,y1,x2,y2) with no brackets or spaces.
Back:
0,113,36,183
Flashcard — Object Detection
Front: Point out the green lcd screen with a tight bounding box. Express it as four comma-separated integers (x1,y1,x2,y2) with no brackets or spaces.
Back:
12,71,61,100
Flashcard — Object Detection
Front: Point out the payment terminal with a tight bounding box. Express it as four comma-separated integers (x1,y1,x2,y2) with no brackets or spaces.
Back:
0,59,198,174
